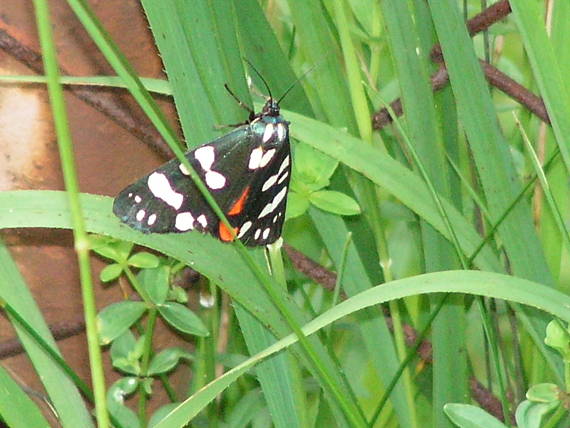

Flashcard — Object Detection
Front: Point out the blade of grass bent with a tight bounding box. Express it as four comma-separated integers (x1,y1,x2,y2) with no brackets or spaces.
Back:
153,269,570,427
0,190,366,426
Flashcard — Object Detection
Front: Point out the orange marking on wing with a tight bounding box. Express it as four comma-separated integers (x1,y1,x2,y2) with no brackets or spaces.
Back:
228,186,250,216
219,222,238,242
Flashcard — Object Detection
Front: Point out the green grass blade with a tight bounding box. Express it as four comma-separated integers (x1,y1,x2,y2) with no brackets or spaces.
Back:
0,365,51,428
142,0,249,148
427,0,551,284
34,1,108,424
427,0,561,383
0,75,171,95
380,2,466,423
286,0,356,130
510,0,570,173
518,119,570,253
153,269,570,427
0,240,94,427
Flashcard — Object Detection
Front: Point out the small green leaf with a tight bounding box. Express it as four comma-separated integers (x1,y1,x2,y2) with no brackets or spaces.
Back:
286,191,311,219
110,330,137,361
91,236,133,262
100,263,123,282
526,383,560,403
128,252,160,269
107,377,140,428
444,403,507,428
113,357,140,376
142,378,154,395
148,347,191,375
544,320,570,357
169,286,188,304
309,190,361,216
139,266,170,304
292,143,337,191
98,301,147,345
158,302,209,336
110,331,140,374
515,399,559,428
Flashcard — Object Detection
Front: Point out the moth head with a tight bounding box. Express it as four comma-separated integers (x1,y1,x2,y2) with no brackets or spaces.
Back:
261,98,281,117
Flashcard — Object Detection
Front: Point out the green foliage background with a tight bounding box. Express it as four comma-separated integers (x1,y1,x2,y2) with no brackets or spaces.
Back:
1,0,570,427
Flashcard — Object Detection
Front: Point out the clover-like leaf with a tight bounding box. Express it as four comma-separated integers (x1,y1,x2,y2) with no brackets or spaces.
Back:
100,263,123,283
98,301,147,345
158,302,209,336
128,252,160,269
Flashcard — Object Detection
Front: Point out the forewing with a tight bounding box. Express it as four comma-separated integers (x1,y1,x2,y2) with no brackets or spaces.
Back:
113,126,255,235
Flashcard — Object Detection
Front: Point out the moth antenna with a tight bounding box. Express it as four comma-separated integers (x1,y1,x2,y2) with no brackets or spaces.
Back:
243,58,273,100
277,53,333,104
224,83,254,114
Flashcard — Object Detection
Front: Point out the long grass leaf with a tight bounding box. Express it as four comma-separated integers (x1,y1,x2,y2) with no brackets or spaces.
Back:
0,240,94,427
34,1,108,424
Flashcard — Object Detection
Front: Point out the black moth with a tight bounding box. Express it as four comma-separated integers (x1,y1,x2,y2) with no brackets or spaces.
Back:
113,92,291,247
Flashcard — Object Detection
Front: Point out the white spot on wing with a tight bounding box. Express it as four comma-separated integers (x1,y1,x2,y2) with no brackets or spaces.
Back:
194,146,215,170
260,149,276,168
277,171,289,184
278,155,290,175
262,228,270,240
262,123,275,143
175,212,194,231
197,214,207,228
179,163,190,175
249,147,263,170
136,209,145,221
134,195,142,203
147,213,157,226
276,123,286,141
258,186,288,218
148,172,184,209
254,229,261,239
237,221,252,238
262,174,278,192
205,171,226,190
273,186,288,208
